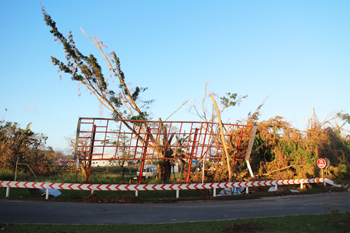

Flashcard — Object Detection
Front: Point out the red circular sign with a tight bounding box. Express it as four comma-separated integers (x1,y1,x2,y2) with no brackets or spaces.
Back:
317,158,327,169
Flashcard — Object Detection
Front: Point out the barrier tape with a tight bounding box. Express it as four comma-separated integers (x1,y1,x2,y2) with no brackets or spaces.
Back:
0,178,326,191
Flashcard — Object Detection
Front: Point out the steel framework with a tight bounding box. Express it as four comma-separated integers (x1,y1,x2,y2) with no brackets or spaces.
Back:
73,117,257,184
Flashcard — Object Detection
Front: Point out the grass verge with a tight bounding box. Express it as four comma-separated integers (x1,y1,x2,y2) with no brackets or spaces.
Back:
0,213,349,233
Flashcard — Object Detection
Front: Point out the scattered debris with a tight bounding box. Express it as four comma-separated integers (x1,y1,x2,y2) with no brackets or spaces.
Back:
217,187,246,196
290,189,300,193
27,181,61,197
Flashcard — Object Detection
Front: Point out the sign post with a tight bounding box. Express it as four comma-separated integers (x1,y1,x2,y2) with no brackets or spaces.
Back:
317,158,328,185
317,158,327,169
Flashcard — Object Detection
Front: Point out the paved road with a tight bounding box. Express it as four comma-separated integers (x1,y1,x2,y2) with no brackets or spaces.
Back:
1,192,349,224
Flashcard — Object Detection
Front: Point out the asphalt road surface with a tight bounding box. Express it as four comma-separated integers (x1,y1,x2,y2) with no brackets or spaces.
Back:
1,192,349,224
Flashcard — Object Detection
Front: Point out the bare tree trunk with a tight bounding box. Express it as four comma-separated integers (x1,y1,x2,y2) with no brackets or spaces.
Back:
79,162,87,177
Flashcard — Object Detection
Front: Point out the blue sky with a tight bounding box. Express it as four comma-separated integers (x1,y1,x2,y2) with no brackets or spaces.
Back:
1,0,349,153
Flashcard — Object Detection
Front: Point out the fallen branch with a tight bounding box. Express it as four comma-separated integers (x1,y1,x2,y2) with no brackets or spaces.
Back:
262,165,305,176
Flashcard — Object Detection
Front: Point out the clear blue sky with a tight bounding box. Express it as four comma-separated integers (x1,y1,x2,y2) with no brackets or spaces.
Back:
1,0,349,153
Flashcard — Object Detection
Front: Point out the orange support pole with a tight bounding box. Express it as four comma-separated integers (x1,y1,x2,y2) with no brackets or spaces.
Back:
138,128,151,185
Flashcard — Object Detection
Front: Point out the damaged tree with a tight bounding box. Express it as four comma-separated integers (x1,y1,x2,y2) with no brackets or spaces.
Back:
42,6,152,122
0,121,54,175
42,6,192,181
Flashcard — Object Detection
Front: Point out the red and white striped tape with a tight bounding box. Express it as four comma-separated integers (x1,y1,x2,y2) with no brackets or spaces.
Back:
0,178,325,191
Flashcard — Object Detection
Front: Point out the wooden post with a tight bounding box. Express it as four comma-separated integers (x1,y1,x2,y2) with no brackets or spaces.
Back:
211,95,232,195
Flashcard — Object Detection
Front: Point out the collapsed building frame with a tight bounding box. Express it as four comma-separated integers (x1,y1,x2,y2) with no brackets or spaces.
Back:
73,117,257,184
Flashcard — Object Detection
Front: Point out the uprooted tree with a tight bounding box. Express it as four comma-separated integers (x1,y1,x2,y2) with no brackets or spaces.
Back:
247,110,350,184
189,107,350,184
42,5,161,175
42,6,246,182
42,7,152,121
